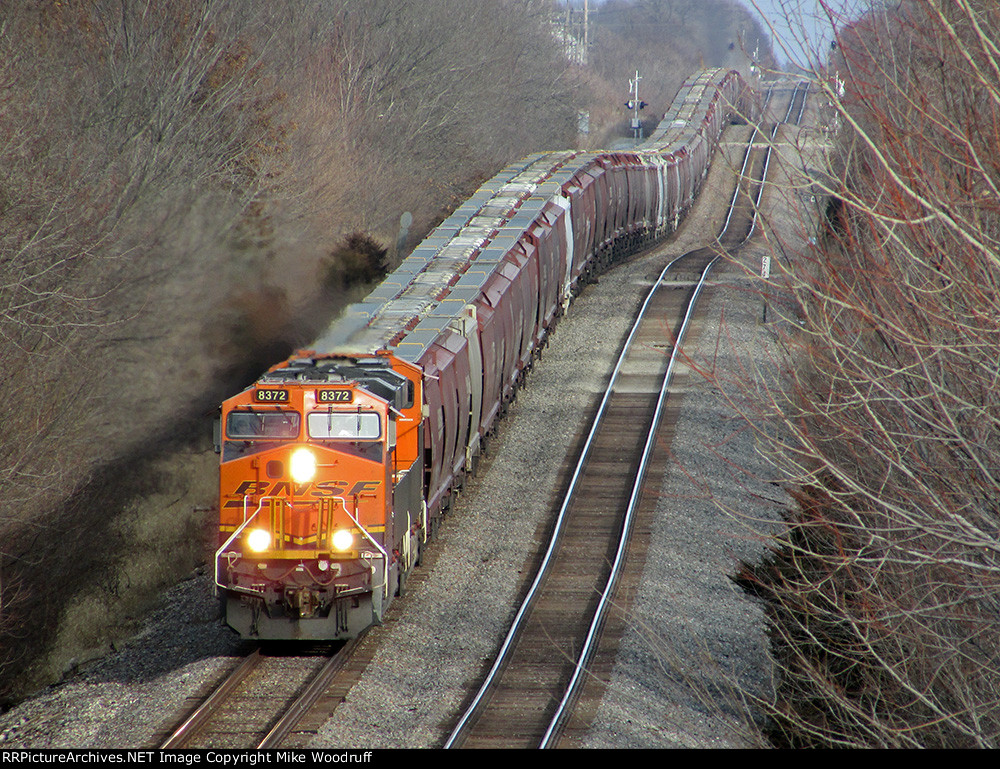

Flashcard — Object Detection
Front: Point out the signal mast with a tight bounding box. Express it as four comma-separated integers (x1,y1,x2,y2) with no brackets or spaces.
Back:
626,70,647,140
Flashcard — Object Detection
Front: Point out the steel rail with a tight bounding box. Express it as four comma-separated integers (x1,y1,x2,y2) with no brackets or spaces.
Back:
720,83,774,237
748,81,808,243
444,81,808,750
445,88,777,751
538,86,800,746
540,232,720,748
159,649,263,749
541,80,810,748
257,636,361,748
442,240,692,750
161,635,360,749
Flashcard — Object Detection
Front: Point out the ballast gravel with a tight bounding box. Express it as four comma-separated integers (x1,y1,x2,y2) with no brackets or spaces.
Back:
0,103,819,749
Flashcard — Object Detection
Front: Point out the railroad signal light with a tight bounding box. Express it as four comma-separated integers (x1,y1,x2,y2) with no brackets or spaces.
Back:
627,71,646,140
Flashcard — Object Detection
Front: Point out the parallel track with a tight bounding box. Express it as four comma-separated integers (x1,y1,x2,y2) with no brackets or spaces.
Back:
159,82,809,752
444,81,809,750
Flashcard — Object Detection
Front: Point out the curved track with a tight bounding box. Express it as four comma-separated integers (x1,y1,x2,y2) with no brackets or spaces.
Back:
444,81,808,750
159,82,809,752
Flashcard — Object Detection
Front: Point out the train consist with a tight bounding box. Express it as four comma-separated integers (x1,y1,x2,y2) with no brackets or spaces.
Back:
214,68,757,639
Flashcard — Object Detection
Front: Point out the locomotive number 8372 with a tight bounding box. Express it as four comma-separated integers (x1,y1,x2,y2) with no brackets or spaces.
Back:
216,352,424,639
213,68,756,640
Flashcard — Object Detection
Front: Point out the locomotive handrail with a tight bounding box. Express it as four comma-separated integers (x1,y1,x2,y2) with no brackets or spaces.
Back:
214,497,269,596
215,68,765,644
343,504,389,600
216,494,389,599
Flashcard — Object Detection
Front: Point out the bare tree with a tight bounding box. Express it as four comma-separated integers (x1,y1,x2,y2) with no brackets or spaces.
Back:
733,0,1000,748
0,0,590,702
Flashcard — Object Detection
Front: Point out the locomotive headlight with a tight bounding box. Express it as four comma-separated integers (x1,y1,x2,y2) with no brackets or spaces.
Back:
247,528,271,553
290,447,317,483
332,529,354,551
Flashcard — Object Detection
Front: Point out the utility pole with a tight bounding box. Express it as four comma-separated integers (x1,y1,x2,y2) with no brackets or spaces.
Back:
566,0,589,66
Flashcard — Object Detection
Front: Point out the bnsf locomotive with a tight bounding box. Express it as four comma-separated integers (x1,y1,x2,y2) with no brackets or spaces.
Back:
214,69,757,639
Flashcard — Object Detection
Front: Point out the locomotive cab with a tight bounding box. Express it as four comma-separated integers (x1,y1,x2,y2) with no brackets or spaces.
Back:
215,353,423,640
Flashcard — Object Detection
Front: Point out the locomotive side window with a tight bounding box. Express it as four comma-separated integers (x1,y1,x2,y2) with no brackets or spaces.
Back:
226,410,300,439
308,410,381,440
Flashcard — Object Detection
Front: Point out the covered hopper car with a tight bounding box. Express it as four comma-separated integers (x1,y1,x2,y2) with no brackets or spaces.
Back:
214,69,757,639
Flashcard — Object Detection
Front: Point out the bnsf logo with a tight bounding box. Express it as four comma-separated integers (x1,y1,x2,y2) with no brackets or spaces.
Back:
224,480,381,508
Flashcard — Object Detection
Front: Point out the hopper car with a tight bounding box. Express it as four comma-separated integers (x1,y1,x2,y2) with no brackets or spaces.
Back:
214,68,757,639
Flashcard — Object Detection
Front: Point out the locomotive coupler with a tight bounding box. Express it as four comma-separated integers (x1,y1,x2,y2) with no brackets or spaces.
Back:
287,586,321,619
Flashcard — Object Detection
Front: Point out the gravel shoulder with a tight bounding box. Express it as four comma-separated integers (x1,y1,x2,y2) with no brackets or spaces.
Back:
0,100,818,749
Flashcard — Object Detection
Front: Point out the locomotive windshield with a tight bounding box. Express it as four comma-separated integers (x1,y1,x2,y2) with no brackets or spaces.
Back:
226,410,300,439
308,410,381,440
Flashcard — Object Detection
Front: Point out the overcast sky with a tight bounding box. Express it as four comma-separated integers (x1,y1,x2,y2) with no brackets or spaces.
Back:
738,0,869,66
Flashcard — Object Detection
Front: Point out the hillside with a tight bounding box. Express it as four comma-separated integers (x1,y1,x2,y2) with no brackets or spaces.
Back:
0,0,773,704
0,0,578,703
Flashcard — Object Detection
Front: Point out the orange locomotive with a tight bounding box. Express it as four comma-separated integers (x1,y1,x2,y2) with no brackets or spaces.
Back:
214,69,756,640
215,352,424,639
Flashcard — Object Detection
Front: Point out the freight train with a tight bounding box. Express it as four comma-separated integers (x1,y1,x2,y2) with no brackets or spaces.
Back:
214,68,757,639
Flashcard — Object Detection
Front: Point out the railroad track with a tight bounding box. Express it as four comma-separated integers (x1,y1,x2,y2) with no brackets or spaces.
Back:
443,81,809,750
158,639,358,749
155,83,809,752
